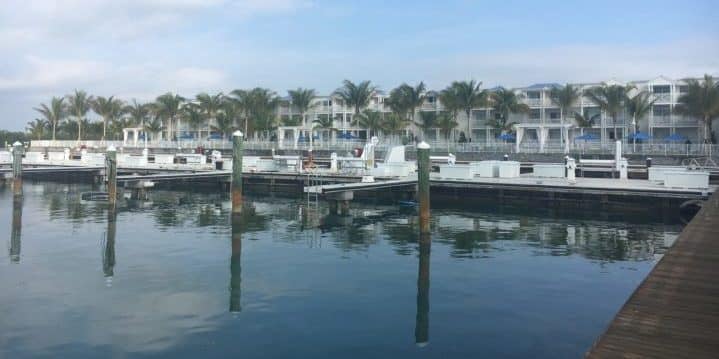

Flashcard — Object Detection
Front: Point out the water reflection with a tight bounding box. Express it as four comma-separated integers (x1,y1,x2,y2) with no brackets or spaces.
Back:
9,197,22,262
230,214,242,313
102,209,117,285
415,233,430,347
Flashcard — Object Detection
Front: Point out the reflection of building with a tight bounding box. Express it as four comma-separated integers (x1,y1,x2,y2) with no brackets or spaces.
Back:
229,217,242,313
10,198,22,262
415,235,430,347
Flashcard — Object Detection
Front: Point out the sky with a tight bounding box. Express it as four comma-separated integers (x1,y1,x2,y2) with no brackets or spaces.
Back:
1,0,718,130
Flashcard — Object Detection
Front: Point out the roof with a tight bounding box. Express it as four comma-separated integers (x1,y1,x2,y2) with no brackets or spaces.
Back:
525,83,561,90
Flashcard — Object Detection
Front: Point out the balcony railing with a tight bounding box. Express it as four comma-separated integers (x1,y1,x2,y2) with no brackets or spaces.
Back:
652,115,701,127
652,93,672,103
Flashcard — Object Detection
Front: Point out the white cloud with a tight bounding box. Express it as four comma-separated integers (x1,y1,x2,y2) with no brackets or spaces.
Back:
0,56,109,90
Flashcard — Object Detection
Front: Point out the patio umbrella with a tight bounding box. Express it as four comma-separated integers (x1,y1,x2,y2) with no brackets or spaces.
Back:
497,133,515,141
575,133,599,141
628,132,651,141
663,133,686,142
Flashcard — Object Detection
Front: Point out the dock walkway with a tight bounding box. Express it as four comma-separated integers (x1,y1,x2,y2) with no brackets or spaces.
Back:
586,191,719,358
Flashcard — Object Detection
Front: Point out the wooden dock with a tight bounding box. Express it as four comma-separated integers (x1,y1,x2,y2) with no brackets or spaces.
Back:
586,191,719,358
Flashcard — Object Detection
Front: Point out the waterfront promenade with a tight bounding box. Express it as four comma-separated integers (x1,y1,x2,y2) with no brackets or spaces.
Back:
587,190,719,358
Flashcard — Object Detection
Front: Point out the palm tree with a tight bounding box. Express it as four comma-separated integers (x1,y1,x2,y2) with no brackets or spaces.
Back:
143,116,164,142
288,88,317,147
313,116,336,140
354,110,384,138
196,92,224,137
182,103,205,139
489,88,529,135
66,90,92,141
549,84,581,145
389,82,426,124
33,97,65,141
244,88,279,138
382,113,409,140
124,100,151,128
155,93,185,141
439,86,461,122
416,111,438,139
229,89,250,134
91,96,124,141
334,80,377,115
676,74,719,145
584,84,633,142
212,112,235,140
26,118,48,140
436,112,458,141
626,91,657,134
573,112,601,138
448,80,489,140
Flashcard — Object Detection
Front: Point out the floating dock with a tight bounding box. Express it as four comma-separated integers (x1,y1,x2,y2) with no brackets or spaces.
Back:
586,191,719,358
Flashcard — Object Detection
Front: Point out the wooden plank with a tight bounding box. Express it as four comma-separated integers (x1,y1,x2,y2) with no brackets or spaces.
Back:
586,191,719,358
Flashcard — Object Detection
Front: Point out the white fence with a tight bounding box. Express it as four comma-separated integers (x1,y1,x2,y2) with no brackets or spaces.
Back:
27,139,718,157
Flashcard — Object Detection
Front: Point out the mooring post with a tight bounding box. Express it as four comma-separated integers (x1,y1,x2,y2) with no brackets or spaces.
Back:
103,210,117,285
230,215,242,313
415,233,431,347
10,195,23,263
417,141,431,234
232,131,244,214
106,145,117,208
12,141,24,198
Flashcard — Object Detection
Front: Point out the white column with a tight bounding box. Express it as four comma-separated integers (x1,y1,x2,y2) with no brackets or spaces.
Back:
123,129,128,146
515,127,524,153
563,126,570,153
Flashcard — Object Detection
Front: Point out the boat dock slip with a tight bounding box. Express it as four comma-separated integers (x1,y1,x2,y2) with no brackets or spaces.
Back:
0,166,104,175
117,170,232,183
586,191,719,358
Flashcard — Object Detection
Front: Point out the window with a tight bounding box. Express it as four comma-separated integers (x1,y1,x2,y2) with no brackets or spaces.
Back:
653,85,670,94
427,96,435,103
549,111,560,120
678,85,689,93
526,91,540,99
530,109,541,119
653,105,670,116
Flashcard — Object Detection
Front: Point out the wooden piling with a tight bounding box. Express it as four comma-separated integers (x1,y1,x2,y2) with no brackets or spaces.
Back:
12,141,24,198
230,215,242,313
417,141,431,234
10,196,22,262
232,131,244,214
103,210,117,282
106,146,117,208
415,233,431,347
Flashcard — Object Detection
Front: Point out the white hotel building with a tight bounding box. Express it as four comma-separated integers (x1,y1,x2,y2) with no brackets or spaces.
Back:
161,76,708,149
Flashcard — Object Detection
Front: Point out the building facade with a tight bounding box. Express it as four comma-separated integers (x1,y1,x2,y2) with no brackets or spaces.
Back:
173,75,708,146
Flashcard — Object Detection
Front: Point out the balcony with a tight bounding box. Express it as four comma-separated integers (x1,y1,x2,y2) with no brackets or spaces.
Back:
652,93,672,103
652,115,700,127
525,98,542,107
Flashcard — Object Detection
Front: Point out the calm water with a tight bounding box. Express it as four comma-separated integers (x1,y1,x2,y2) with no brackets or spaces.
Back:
0,182,681,358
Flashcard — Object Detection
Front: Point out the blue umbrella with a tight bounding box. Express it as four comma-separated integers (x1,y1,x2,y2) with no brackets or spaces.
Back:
663,133,686,142
497,133,515,141
575,133,599,141
628,132,651,141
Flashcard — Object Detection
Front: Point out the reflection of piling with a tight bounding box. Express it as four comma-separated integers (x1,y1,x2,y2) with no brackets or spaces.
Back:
12,141,24,198
103,210,117,282
10,197,23,262
232,131,244,214
417,142,431,234
230,216,242,313
415,233,431,347
106,146,117,208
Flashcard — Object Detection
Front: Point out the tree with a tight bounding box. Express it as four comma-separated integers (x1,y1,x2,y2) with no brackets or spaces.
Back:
66,90,92,141
229,89,250,134
388,82,426,124
436,112,458,141
382,113,409,139
124,100,151,128
313,115,336,140
33,97,65,141
447,80,489,140
288,88,316,127
489,88,529,134
91,96,124,141
243,88,279,137
354,110,384,138
625,90,656,134
416,111,438,139
155,93,185,141
573,112,601,137
182,103,205,139
288,88,317,147
212,111,235,140
26,118,48,140
143,116,164,142
196,92,224,135
334,80,376,115
584,83,633,141
676,74,719,144
549,84,581,144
